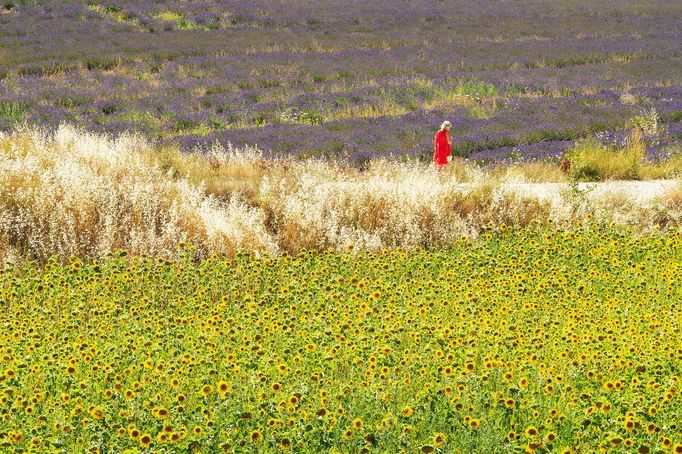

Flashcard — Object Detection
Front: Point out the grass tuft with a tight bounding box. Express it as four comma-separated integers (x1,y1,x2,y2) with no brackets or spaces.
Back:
567,129,646,180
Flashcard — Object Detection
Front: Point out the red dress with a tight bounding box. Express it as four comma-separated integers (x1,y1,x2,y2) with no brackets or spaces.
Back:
433,130,451,166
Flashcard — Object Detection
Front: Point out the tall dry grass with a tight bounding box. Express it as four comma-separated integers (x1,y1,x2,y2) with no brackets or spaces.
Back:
258,159,554,253
154,143,267,205
565,127,682,181
1,125,680,263
0,125,277,262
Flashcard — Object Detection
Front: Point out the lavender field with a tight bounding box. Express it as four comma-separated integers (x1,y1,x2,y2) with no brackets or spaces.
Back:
1,0,681,164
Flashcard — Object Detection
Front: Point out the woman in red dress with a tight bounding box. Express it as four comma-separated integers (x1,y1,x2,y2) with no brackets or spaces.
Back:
433,120,453,169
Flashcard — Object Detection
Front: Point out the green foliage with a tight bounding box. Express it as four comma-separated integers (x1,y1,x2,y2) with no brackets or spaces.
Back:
85,56,124,71
0,101,25,122
252,114,267,127
172,118,199,133
662,111,682,123
259,79,281,89
449,80,497,98
99,100,124,115
626,108,665,138
563,179,596,213
246,93,262,103
566,131,646,181
326,139,344,155
55,95,91,109
17,61,74,77
455,139,481,158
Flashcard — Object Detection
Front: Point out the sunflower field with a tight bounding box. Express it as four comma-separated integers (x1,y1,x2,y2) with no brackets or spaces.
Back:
1,224,681,453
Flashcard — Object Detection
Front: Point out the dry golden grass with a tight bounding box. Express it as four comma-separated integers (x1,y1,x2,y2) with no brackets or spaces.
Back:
651,179,682,229
565,128,682,181
153,144,267,206
1,125,680,262
566,131,645,180
640,154,682,180
490,160,570,183
0,125,277,262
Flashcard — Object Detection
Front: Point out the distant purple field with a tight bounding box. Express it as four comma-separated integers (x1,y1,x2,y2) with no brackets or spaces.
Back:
1,0,681,165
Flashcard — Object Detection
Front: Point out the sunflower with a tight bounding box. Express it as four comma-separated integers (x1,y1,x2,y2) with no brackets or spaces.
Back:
139,433,152,448
352,418,363,430
525,426,539,438
154,407,169,419
89,408,104,420
250,430,262,443
402,407,415,417
217,380,230,396
433,432,447,447
199,384,212,397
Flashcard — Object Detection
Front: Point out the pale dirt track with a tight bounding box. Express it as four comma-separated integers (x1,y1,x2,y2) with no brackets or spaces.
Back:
478,180,680,207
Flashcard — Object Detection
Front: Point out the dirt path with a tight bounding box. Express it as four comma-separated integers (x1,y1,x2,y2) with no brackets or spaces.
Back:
460,180,680,207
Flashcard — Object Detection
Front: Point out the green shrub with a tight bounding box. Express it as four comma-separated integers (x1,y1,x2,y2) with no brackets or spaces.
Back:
627,108,665,137
566,129,645,181
85,56,123,71
0,101,25,122
18,62,74,77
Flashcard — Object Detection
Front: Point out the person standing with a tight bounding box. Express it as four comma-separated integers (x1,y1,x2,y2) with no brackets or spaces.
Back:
433,121,453,169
